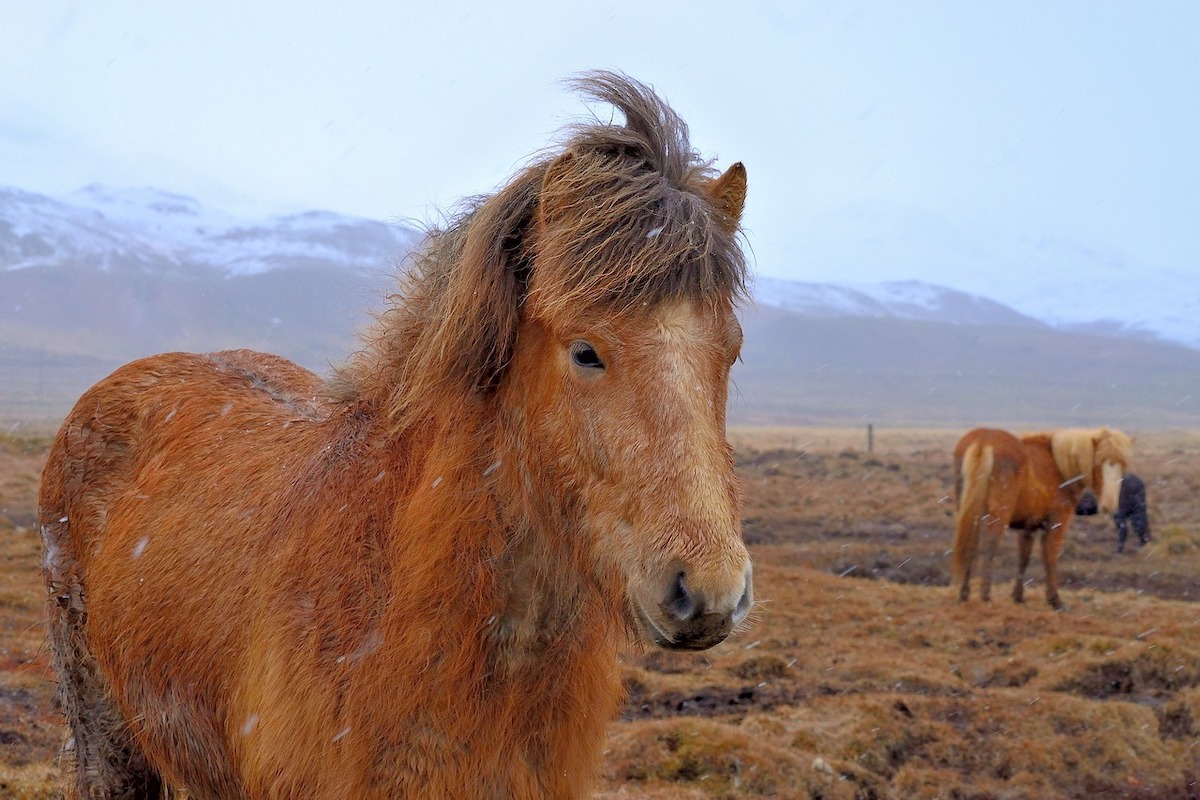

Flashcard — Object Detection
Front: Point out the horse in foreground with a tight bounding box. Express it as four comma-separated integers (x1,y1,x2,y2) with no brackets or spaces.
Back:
951,427,1131,609
39,72,753,799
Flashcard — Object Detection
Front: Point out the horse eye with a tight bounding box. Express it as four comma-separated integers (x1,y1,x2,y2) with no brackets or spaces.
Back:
570,340,605,371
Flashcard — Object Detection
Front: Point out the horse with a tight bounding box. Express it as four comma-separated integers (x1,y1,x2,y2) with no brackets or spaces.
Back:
951,427,1131,609
38,72,754,800
1114,472,1150,552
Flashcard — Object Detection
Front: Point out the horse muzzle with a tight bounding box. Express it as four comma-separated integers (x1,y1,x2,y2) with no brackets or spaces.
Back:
633,564,754,651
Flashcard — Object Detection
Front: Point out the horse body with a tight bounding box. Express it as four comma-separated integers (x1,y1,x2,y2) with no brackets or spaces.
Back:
40,73,752,799
952,427,1130,609
1114,472,1150,551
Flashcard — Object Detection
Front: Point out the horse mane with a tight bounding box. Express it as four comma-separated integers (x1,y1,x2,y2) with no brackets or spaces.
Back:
1048,427,1132,485
330,71,748,430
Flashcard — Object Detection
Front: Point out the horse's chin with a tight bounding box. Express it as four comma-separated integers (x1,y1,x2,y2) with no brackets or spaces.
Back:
630,600,730,652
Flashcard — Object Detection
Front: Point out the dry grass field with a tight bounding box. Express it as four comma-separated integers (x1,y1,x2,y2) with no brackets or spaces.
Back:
2,425,1199,799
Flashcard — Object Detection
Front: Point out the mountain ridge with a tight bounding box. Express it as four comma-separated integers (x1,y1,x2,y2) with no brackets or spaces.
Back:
1,183,421,278
2,184,1196,427
767,201,1198,349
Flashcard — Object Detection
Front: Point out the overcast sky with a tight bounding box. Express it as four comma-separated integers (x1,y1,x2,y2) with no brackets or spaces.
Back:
3,1,1197,286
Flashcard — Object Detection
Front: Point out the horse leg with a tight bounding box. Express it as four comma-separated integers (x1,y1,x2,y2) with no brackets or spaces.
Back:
1114,513,1128,553
1012,529,1034,603
978,516,1006,602
45,528,169,799
1134,508,1150,546
957,543,973,602
1041,522,1067,610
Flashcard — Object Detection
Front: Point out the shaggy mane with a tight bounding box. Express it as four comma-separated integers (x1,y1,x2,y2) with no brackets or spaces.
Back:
330,71,747,429
1048,427,1132,486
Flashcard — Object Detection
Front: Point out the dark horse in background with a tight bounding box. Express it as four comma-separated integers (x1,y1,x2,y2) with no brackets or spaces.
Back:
952,427,1132,609
1077,473,1151,552
1113,473,1151,552
39,73,753,799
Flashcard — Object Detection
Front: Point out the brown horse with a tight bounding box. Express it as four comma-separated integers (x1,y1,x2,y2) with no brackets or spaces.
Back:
951,427,1131,609
39,72,753,799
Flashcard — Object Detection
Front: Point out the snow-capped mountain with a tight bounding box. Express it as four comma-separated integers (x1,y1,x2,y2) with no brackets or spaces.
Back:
752,277,1045,329
1,184,420,276
769,202,1199,349
0,185,423,380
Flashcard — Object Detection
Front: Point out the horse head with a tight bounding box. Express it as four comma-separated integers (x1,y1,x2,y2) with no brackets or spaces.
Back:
335,72,753,651
1051,427,1133,514
496,74,753,650
1093,428,1133,514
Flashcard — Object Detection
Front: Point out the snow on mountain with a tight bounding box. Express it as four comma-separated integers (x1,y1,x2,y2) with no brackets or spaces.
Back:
1,184,420,276
752,276,1044,329
0,186,164,272
774,202,1199,349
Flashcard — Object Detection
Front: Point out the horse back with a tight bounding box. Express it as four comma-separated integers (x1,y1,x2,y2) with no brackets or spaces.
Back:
1014,434,1078,527
953,429,1025,495
40,349,323,565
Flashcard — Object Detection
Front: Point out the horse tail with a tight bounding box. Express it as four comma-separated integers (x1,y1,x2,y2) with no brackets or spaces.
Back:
952,442,994,587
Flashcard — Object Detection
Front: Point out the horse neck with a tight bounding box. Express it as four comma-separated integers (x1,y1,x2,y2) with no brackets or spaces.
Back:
378,407,623,677
350,408,623,792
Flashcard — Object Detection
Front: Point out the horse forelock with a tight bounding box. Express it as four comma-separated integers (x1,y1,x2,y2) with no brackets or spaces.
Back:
530,71,747,318
1094,427,1133,468
331,71,746,427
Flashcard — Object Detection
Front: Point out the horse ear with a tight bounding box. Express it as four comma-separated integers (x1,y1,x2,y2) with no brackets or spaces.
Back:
706,162,747,232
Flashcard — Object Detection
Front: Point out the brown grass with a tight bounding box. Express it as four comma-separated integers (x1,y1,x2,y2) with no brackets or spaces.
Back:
5,427,1200,798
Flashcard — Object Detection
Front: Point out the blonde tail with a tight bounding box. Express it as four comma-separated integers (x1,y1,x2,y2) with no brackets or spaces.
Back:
952,443,994,589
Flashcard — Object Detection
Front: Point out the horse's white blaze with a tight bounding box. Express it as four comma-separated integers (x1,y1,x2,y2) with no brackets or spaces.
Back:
652,302,747,601
1099,461,1124,514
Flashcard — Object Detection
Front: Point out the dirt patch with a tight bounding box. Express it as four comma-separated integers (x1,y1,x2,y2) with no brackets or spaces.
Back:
1055,646,1200,702
622,680,809,721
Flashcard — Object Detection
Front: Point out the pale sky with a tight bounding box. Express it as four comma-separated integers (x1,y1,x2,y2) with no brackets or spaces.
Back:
3,1,1198,286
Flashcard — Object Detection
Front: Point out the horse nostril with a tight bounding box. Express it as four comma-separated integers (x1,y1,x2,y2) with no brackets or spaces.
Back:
732,569,754,625
664,572,696,622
